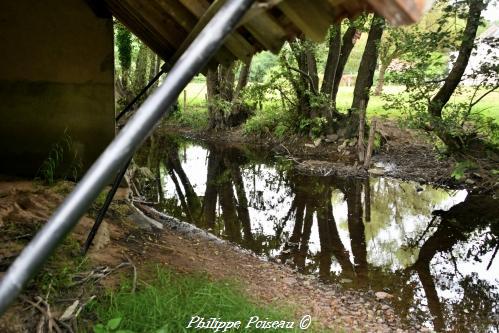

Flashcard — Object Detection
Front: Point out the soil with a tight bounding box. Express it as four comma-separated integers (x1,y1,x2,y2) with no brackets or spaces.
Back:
161,119,498,195
0,180,424,333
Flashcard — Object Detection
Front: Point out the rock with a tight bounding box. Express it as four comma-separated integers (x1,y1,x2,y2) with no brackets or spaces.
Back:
304,143,315,148
369,168,385,176
348,139,357,147
465,178,475,185
313,138,322,147
375,291,394,300
381,304,390,310
325,134,339,143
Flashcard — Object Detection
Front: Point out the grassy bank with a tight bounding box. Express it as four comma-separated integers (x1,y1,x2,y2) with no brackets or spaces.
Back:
87,266,307,333
171,81,499,137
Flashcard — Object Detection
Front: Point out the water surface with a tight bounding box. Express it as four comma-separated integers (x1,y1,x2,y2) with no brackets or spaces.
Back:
136,134,499,332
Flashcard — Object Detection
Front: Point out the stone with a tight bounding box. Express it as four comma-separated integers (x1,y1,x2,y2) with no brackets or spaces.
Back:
313,138,322,147
375,291,394,300
305,143,315,148
369,168,386,176
465,178,475,185
325,134,339,143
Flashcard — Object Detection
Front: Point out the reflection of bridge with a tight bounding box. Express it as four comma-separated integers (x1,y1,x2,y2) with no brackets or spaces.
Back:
0,0,428,176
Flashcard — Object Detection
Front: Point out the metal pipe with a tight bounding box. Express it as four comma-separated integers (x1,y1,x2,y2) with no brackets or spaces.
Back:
82,158,131,254
0,0,255,316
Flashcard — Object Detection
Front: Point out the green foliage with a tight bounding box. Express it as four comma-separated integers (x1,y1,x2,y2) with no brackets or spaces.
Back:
94,318,135,333
451,160,477,180
89,266,303,333
116,22,132,71
243,105,295,139
298,116,327,138
383,0,499,150
250,51,279,83
170,107,209,129
36,129,82,185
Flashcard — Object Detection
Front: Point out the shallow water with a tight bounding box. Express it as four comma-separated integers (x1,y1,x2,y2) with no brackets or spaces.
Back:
136,134,499,332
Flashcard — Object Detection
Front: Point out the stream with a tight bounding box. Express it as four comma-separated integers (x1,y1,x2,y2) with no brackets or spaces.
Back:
135,134,499,332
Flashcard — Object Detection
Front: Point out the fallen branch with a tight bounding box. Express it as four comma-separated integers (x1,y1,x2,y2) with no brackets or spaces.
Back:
123,253,137,293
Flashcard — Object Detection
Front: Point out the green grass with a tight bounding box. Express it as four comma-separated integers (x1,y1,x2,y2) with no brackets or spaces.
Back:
88,266,310,333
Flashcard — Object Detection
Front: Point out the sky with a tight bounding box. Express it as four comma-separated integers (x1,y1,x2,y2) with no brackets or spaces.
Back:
483,2,499,22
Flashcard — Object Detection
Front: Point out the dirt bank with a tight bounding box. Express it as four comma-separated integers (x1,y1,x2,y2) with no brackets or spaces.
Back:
161,119,498,194
0,180,425,332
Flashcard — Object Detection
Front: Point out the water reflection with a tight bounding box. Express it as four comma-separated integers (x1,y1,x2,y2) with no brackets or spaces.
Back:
136,134,499,332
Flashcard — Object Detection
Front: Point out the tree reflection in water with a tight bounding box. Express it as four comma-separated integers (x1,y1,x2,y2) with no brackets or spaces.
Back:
135,135,499,332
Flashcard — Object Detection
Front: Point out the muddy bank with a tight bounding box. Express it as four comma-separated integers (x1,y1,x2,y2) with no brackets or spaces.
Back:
0,180,417,332
160,121,497,194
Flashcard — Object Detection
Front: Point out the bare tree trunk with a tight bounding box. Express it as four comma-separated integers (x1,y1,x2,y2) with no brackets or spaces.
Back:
332,20,364,102
358,101,366,163
321,23,342,99
233,58,252,101
133,44,149,93
351,15,385,112
207,69,225,130
374,61,389,96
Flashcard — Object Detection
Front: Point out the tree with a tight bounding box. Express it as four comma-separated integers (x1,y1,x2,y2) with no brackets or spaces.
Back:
332,16,366,103
374,27,411,95
428,0,489,149
206,59,253,130
386,0,498,152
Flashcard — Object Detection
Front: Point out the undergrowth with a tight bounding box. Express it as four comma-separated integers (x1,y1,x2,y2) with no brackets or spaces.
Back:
36,129,82,185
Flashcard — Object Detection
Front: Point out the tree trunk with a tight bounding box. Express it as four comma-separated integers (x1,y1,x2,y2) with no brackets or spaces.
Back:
374,61,389,96
207,68,225,130
233,58,252,101
351,15,385,111
321,23,342,99
332,21,364,102
133,44,149,93
428,0,486,149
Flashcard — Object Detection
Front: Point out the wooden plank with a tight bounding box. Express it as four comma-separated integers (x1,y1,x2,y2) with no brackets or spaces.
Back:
175,0,255,63
239,0,284,25
122,0,187,48
278,0,337,41
105,0,175,60
244,14,287,53
153,0,198,32
367,0,426,25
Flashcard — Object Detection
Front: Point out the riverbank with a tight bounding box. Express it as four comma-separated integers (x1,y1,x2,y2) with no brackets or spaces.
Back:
160,119,498,195
0,179,416,332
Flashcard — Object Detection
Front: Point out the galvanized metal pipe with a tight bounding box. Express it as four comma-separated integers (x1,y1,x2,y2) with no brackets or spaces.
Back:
0,0,255,316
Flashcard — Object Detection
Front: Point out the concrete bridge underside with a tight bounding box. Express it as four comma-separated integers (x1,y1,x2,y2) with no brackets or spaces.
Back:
0,0,115,177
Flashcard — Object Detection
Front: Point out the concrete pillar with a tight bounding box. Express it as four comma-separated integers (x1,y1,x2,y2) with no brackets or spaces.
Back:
0,0,115,177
